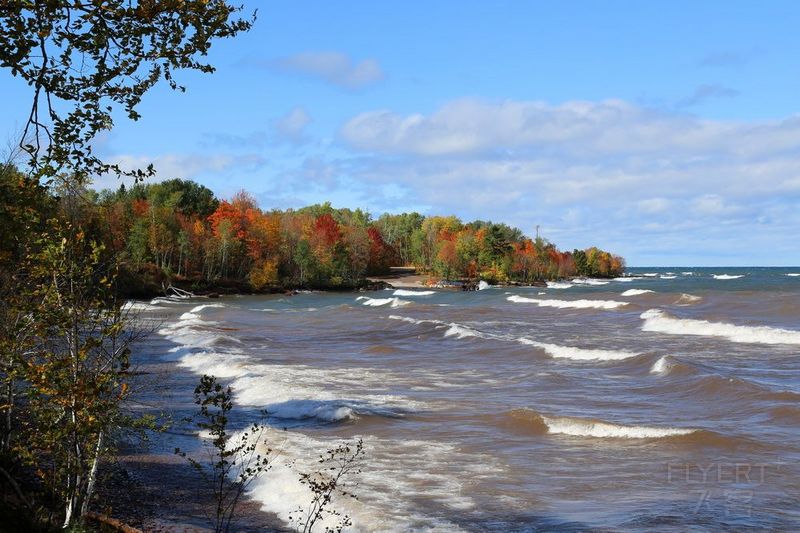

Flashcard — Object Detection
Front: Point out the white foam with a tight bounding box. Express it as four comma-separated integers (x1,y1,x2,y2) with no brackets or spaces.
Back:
149,296,194,305
681,271,694,276
675,293,702,305
786,273,800,277
650,356,670,374
546,281,573,289
659,275,677,279
179,351,250,379
392,289,435,296
244,428,502,532
356,296,411,308
612,277,640,282
640,309,800,345
179,303,226,320
122,301,159,312
621,289,654,296
712,274,744,280
478,280,490,290
443,324,484,339
642,273,659,277
542,415,696,439
507,295,628,310
388,315,432,325
572,278,610,286
519,339,640,361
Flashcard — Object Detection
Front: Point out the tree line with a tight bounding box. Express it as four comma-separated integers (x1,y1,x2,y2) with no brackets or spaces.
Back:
87,178,625,294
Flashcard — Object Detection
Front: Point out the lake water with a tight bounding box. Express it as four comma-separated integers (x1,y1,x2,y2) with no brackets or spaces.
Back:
130,267,800,531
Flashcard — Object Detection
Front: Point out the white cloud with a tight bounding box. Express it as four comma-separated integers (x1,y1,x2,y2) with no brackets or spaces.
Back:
275,51,384,89
334,98,800,264
274,107,312,142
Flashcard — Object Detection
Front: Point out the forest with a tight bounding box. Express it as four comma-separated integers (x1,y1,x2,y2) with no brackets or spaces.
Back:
21,174,625,296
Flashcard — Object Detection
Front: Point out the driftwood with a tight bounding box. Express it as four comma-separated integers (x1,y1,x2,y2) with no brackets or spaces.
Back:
162,283,195,298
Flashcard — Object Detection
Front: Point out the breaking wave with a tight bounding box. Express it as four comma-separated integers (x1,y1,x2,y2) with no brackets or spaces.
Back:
393,289,436,296
546,281,573,289
621,289,654,296
786,273,800,277
498,409,696,439
571,278,609,286
640,309,800,345
357,296,412,308
712,274,744,280
518,339,640,361
507,295,628,310
674,293,702,305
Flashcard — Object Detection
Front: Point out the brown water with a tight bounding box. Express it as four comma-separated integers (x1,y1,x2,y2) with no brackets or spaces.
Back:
131,268,800,531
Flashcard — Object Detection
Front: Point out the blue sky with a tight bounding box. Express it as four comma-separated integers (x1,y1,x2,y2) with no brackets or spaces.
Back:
2,1,799,266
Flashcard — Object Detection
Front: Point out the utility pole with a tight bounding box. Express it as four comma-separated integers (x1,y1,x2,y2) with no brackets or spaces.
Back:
535,225,540,240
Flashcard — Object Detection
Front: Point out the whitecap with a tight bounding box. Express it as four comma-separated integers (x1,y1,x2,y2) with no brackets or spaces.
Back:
542,415,696,439
478,280,491,290
546,281,573,289
621,289,654,296
640,309,800,345
507,295,628,310
392,289,436,296
571,278,610,286
712,274,744,280
356,296,411,308
675,293,702,305
642,273,659,277
786,273,800,277
122,301,159,312
659,275,677,279
650,355,670,374
444,324,484,339
518,338,640,361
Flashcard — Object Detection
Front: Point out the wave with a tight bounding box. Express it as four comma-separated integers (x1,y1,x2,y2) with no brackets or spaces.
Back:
507,295,628,310
649,355,697,376
444,324,485,339
640,309,800,345
613,276,643,282
519,338,640,361
499,409,695,439
122,301,160,312
179,303,225,320
681,271,694,275
659,275,676,279
621,289,654,296
393,289,435,296
478,280,491,290
674,293,702,305
356,296,411,308
264,399,384,422
712,274,743,280
572,278,609,286
546,281,573,289
149,295,194,305
641,273,659,277
786,273,800,277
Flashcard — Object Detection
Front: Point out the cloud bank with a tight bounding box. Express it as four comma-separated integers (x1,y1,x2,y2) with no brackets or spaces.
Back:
336,98,800,264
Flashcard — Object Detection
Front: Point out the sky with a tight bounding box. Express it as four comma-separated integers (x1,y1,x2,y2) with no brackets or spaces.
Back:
1,1,799,266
